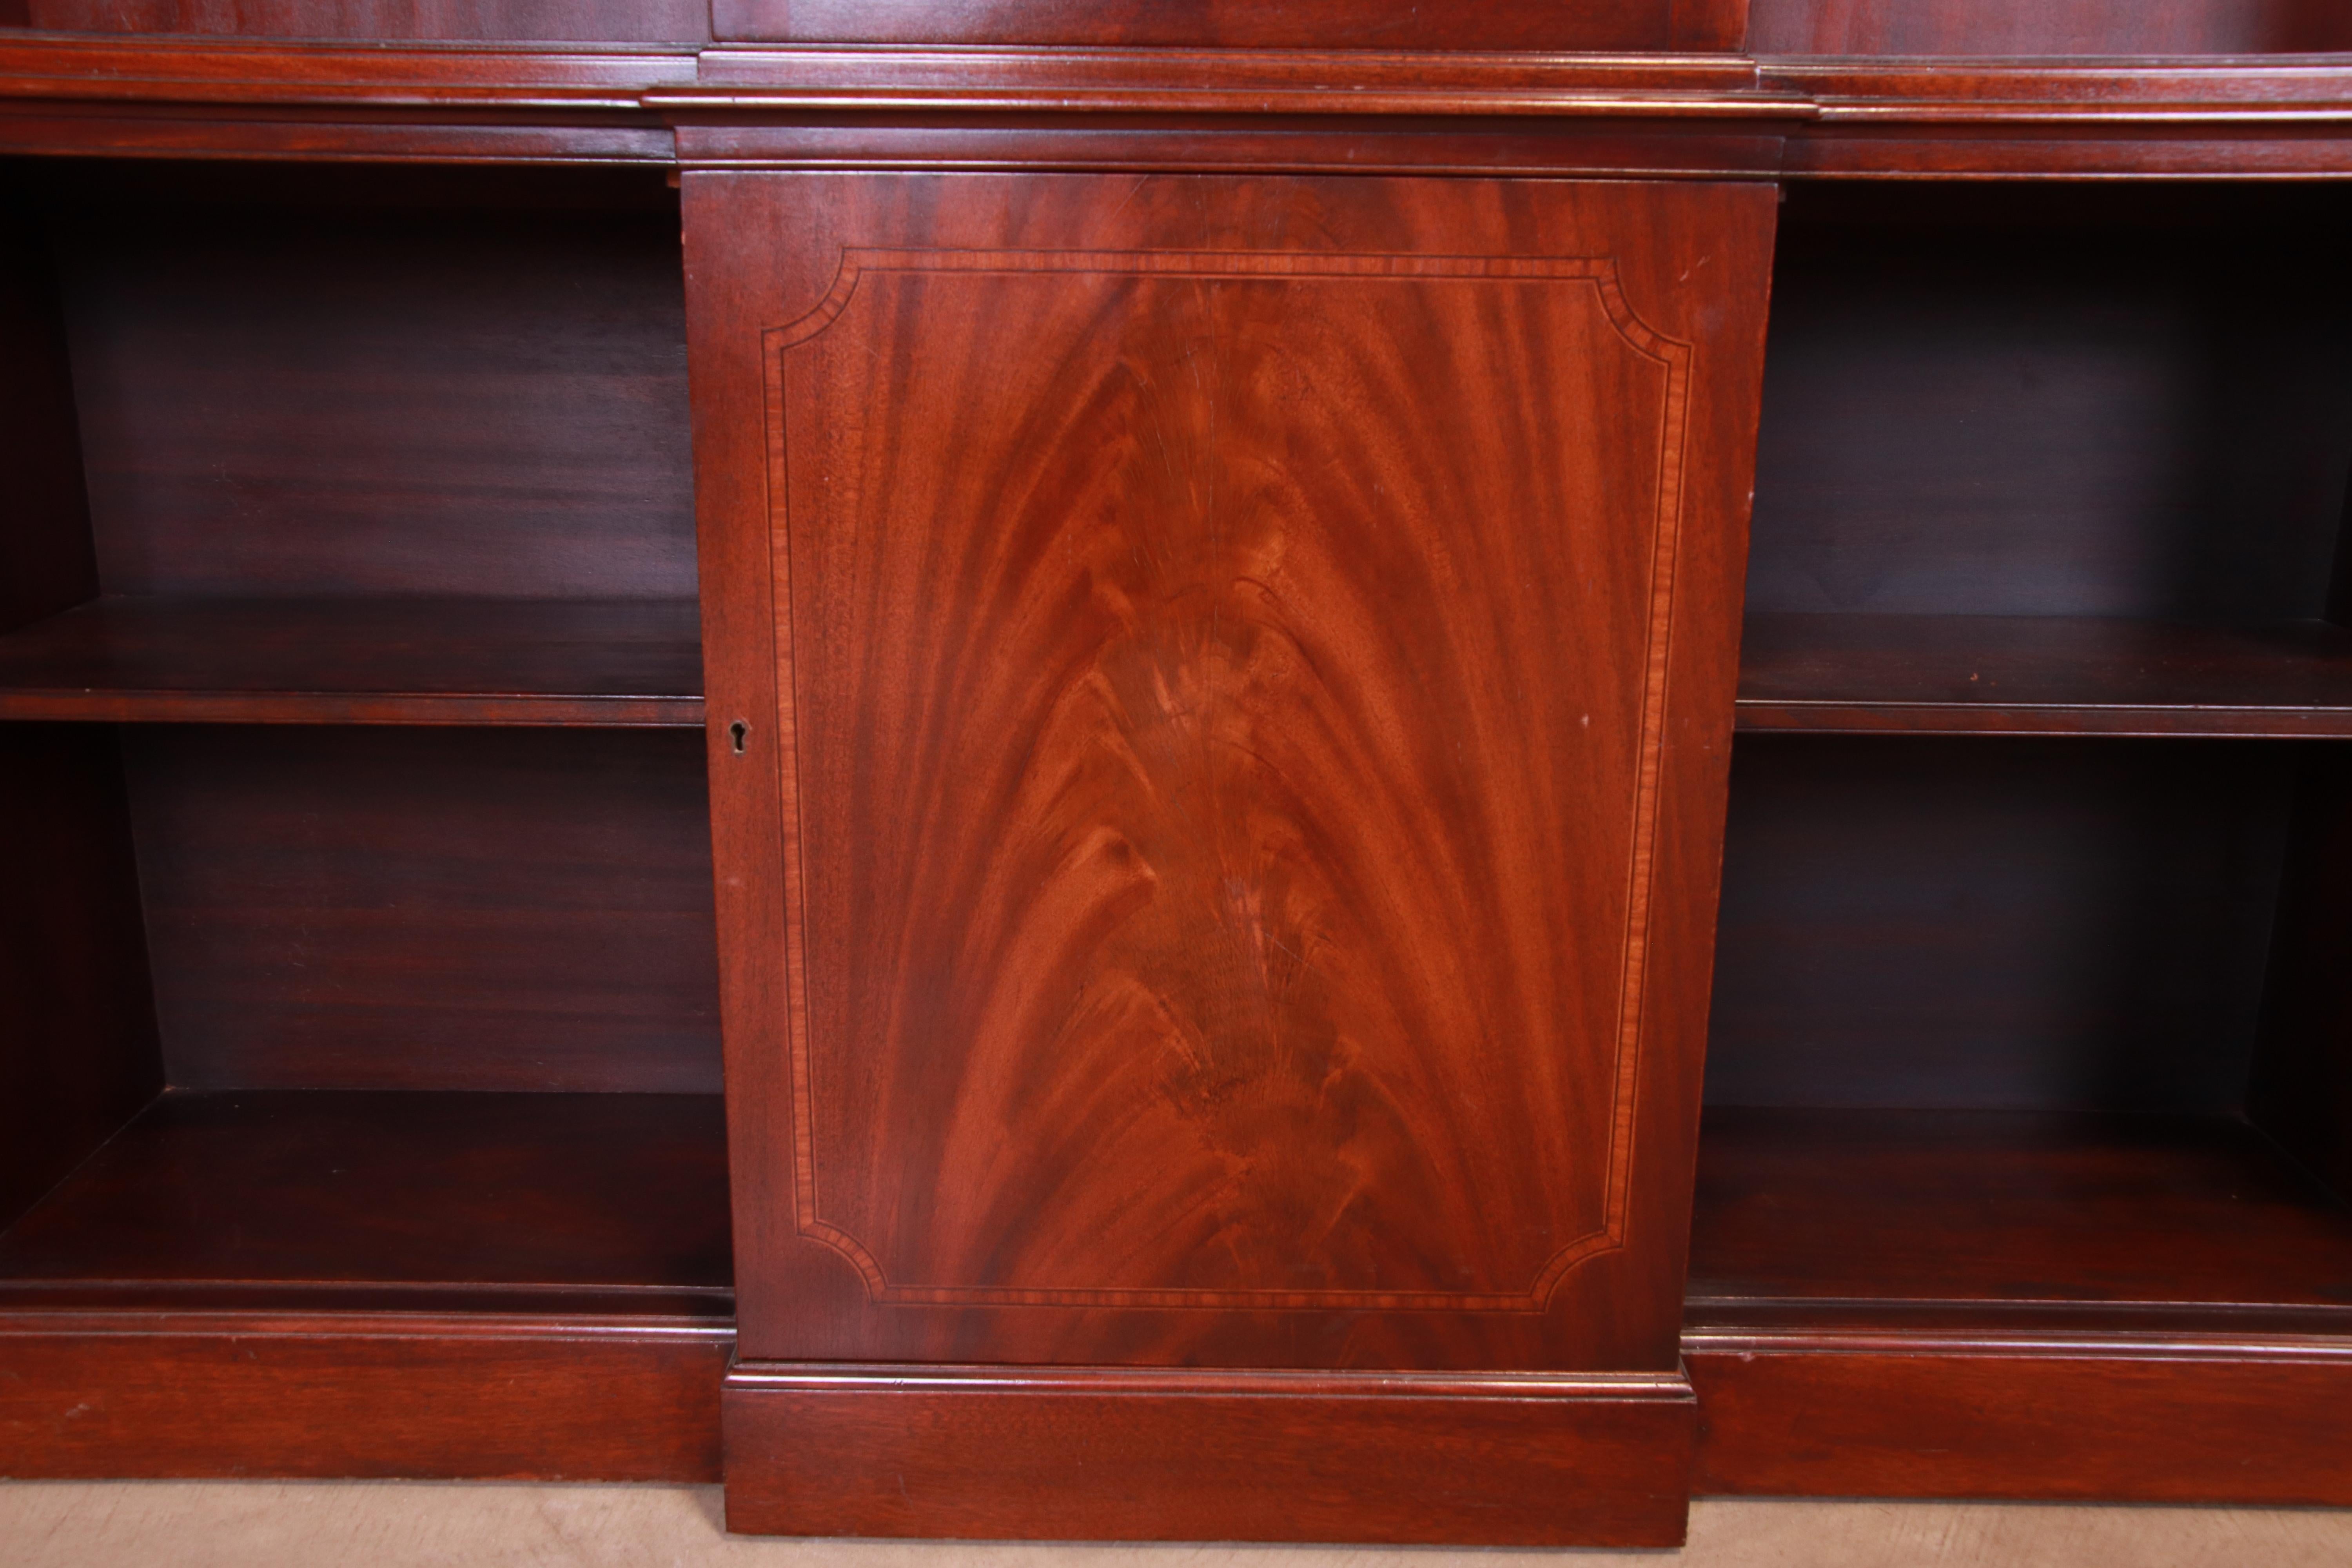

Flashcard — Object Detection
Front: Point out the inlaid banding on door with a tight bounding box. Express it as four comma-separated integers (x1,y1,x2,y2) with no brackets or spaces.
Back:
763,245,1692,1311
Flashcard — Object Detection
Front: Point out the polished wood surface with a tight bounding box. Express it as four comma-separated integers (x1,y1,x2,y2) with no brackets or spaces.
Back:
1707,737,2290,1112
1738,615,2352,738
0,31,2343,180
0,1314,730,1480
711,0,1746,52
668,119,1796,184
693,171,1775,1373
0,597,704,727
4,2,2351,1532
1689,1108,2352,1312
125,727,720,1094
21,0,711,41
1687,1336,2352,1504
724,1364,1697,1546
0,1090,731,1300
1748,0,2352,55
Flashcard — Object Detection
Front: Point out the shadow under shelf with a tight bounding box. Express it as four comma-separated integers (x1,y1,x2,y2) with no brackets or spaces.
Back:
0,1089,733,1319
0,597,705,728
1688,1107,2352,1333
1737,614,2352,739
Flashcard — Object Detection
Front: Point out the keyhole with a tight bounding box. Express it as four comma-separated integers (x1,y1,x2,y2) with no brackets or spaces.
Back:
728,720,749,755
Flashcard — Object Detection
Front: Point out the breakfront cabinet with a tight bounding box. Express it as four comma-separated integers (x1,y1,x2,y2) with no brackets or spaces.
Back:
2,0,2352,1551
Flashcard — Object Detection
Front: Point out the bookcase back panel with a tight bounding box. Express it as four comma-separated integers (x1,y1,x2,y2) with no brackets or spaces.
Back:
1748,185,2352,622
1706,735,2296,1112
1748,0,2352,54
127,726,721,1094
45,167,694,601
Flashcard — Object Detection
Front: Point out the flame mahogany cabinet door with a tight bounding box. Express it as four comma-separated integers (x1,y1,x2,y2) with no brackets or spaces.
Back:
686,172,1776,1547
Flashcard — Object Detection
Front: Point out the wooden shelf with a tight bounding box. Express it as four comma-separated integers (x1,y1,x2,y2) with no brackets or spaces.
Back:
1737,614,2352,738
1688,1107,2352,1318
0,1089,732,1314
0,597,705,728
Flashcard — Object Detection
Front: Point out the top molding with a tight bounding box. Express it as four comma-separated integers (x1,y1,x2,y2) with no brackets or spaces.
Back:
1,34,2351,174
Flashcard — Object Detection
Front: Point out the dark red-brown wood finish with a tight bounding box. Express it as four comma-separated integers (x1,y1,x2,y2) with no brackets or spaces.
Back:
0,147,733,1488
0,597,703,727
1749,0,2352,55
692,169,1775,1370
0,0,2350,1541
22,0,713,42
1686,1333,2352,1505
686,167,1774,1542
0,1314,731,1481
724,1364,1699,1545
710,0,1753,52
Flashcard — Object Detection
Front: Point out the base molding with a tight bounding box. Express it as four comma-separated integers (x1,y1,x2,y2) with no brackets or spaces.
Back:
1689,1326,2352,1504
0,1310,730,1481
722,1361,1697,1545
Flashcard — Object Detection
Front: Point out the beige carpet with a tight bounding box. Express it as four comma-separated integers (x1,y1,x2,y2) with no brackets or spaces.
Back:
2,1486,2349,1567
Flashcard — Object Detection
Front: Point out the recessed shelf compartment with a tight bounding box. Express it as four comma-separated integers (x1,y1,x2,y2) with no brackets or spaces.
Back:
1697,183,2352,1500
1700,732,2352,1326
0,596,704,728
1689,1108,2352,1318
1738,613,2352,738
0,1089,732,1315
0,156,730,1482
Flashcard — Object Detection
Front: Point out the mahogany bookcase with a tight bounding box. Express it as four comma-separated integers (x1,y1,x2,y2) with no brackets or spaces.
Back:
0,0,2350,1549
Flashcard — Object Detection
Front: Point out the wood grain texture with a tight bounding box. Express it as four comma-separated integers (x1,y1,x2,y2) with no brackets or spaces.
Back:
1688,1336,2352,1504
125,728,721,1094
0,1090,731,1299
0,728,162,1231
668,121,1794,181
672,44,1783,113
1749,183,2352,623
709,0,1735,53
0,105,677,165
0,35,698,105
0,597,704,727
723,1363,1696,1545
24,0,711,42
1737,614,2352,737
1765,57,2352,114
1687,1109,2352,1311
1748,0,2352,56
776,249,1685,1311
1780,124,2352,179
0,1313,729,1480
46,169,693,599
690,172,1777,1370
1706,737,2293,1112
